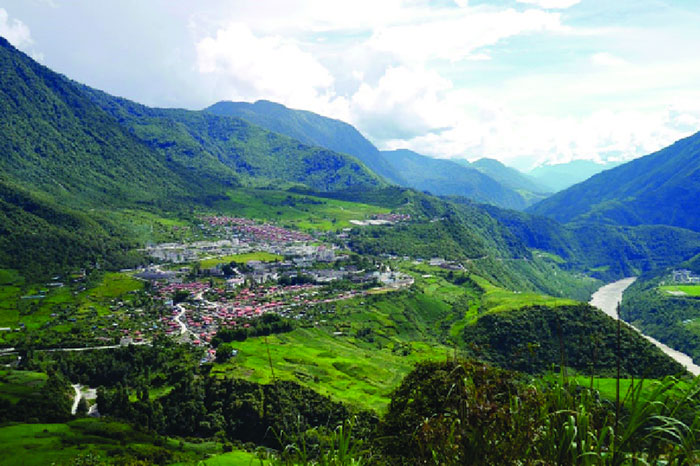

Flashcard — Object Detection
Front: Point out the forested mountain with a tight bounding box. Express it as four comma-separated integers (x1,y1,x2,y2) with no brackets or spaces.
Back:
0,37,193,208
205,100,400,183
483,204,700,281
528,133,700,231
0,37,380,276
379,149,528,209
470,158,550,196
84,92,383,193
527,159,620,192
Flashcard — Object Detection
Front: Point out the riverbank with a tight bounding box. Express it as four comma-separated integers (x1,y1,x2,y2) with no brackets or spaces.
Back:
590,278,700,376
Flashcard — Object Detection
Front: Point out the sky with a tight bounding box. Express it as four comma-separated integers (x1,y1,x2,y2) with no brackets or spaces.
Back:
2,0,700,170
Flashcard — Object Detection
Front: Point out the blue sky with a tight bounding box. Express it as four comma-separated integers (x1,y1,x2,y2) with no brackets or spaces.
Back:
2,0,700,170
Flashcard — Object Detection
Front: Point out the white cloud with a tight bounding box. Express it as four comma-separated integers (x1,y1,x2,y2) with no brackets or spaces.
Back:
0,8,33,48
517,0,581,9
366,8,567,63
590,52,628,67
350,66,455,140
196,22,339,112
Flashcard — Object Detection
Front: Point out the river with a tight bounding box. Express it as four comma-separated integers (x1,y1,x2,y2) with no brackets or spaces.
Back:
589,277,700,376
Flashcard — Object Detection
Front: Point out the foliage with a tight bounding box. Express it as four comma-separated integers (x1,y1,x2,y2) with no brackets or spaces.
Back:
528,131,700,232
462,304,685,377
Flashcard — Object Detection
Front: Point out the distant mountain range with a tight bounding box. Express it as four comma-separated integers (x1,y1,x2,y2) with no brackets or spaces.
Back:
378,149,529,208
527,160,621,192
528,132,700,231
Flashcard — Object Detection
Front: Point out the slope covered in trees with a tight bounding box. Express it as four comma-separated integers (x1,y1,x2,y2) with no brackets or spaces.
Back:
528,132,700,231
379,149,529,209
206,99,399,183
483,204,700,281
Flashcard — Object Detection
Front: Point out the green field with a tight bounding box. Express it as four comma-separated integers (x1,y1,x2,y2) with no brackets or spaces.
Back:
660,284,700,296
471,275,578,314
213,189,390,231
0,370,47,403
200,252,283,269
211,326,449,412
0,419,246,465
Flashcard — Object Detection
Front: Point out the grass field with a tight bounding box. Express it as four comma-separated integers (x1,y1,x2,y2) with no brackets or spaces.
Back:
471,275,579,314
0,419,236,465
0,369,47,403
195,450,270,465
200,252,283,269
211,326,449,412
213,189,390,231
660,284,700,296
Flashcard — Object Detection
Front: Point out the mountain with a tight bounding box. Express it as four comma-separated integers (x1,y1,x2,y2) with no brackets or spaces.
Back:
379,149,528,209
205,100,399,183
80,89,384,194
527,132,700,231
206,100,538,209
528,159,621,192
483,204,700,281
469,158,550,194
0,37,194,209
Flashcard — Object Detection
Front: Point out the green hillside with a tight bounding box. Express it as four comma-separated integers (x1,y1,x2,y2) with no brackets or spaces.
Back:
469,157,551,204
528,133,700,231
379,149,529,209
0,37,193,208
205,99,399,183
82,90,384,193
483,204,700,281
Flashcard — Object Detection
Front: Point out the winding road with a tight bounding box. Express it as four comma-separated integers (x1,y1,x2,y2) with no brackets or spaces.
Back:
589,278,700,376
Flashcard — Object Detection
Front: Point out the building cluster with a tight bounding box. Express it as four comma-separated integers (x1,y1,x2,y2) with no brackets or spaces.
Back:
671,269,700,284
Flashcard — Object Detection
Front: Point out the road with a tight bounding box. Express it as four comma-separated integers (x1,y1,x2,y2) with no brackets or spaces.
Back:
590,277,700,376
71,384,81,415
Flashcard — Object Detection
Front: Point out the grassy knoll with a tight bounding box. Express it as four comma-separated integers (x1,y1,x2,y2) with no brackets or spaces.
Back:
0,418,231,465
0,369,47,403
471,275,578,314
213,188,390,231
211,326,449,412
660,284,700,296
200,252,283,269
193,450,270,465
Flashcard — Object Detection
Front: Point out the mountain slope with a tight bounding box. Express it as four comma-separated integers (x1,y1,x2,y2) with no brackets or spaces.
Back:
527,160,621,192
484,204,700,281
528,132,700,231
205,100,400,184
380,149,528,209
470,158,550,195
205,100,538,209
0,36,193,208
82,91,383,193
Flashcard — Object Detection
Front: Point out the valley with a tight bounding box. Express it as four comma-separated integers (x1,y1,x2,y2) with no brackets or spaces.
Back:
2,17,700,464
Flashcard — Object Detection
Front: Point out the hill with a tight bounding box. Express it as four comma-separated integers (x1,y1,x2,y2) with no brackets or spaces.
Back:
81,90,384,194
528,159,620,192
483,204,700,281
0,37,194,208
465,158,551,198
205,100,399,183
528,133,700,231
378,150,528,209
0,37,383,277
